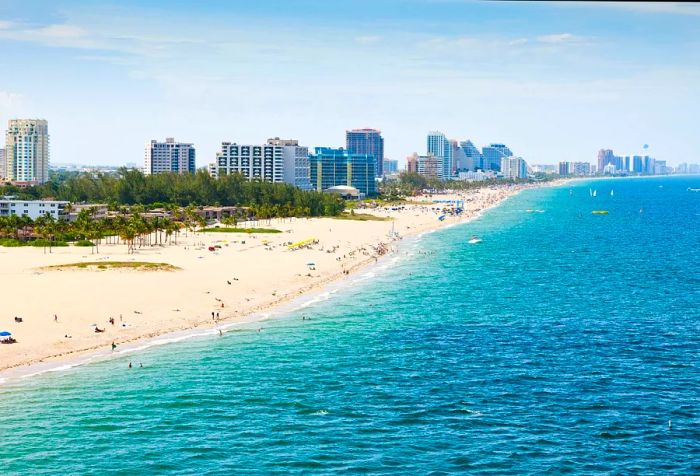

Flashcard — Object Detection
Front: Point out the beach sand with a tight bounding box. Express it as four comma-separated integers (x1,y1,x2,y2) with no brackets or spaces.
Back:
0,182,564,377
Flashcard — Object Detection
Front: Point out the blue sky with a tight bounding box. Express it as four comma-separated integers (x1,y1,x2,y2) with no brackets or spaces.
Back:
0,0,698,167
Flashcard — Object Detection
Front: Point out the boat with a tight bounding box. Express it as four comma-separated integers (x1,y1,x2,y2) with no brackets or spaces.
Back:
610,189,614,197
593,190,597,197
468,236,482,244
688,188,700,192
591,210,609,215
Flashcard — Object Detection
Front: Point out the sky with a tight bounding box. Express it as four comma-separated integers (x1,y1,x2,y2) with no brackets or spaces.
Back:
0,0,699,168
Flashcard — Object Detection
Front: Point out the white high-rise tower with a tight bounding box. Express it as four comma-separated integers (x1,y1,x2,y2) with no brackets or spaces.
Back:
5,119,50,184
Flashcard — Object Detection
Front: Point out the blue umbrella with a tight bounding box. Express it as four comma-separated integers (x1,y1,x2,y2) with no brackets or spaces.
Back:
0,331,11,336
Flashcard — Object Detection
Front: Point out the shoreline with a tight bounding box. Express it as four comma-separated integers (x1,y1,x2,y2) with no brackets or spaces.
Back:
0,179,571,384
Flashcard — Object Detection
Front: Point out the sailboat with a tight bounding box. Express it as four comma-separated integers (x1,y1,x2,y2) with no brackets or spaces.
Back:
610,189,614,197
593,190,597,197
589,188,593,197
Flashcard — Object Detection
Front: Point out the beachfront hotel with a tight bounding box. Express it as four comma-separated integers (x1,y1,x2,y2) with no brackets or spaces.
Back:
4,119,50,185
346,128,384,177
144,138,196,175
309,147,377,197
500,156,528,179
0,196,68,220
427,131,452,179
266,137,312,190
213,142,285,183
482,144,513,172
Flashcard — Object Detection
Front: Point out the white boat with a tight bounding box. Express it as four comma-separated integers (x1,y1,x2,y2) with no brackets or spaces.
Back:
468,236,482,244
593,190,597,197
610,189,614,197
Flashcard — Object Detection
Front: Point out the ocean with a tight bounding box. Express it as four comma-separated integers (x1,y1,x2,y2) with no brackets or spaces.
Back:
1,176,699,474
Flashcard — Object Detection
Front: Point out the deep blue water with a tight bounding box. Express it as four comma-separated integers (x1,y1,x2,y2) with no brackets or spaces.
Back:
1,176,699,474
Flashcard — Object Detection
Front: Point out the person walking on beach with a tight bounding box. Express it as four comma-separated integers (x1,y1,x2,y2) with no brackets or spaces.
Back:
111,341,117,351
54,314,58,322
216,312,219,319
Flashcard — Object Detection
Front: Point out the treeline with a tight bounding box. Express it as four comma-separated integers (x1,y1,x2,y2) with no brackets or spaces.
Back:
2,169,345,217
380,172,544,199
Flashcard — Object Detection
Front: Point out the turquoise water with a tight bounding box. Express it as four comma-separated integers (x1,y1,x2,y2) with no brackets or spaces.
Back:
1,176,699,474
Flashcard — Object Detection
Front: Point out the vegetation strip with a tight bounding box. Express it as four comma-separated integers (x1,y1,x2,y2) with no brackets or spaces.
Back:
332,212,392,221
42,261,180,271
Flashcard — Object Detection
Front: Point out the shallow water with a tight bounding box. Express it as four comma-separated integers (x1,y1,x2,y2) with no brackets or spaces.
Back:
1,176,699,474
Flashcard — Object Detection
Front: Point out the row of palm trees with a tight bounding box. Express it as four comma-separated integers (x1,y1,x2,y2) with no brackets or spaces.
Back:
0,206,209,254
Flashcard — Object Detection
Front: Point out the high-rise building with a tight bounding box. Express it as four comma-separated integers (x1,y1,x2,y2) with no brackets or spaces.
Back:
450,140,464,174
559,162,591,176
383,159,398,174
427,131,452,179
500,156,528,179
266,137,311,190
482,144,512,171
406,153,419,173
597,149,616,172
643,155,656,175
459,140,483,170
346,128,384,177
632,155,643,173
213,142,284,183
416,154,444,180
309,147,377,196
573,162,591,176
558,161,571,176
0,148,5,180
5,119,50,184
144,138,195,175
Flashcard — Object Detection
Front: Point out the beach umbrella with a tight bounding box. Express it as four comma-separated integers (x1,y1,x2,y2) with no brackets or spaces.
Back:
0,331,11,336
306,262,315,266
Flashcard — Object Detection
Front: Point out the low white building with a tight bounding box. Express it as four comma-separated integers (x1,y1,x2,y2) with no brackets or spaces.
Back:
0,196,68,220
457,170,494,181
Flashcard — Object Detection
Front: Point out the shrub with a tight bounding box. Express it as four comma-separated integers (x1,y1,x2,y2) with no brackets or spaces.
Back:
0,238,26,247
73,240,95,247
30,239,69,247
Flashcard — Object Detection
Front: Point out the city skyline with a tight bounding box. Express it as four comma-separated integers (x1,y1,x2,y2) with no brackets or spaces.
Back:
0,1,698,167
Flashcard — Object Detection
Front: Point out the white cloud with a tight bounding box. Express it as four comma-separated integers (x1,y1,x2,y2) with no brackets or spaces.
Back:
355,35,382,45
566,1,700,17
508,38,529,46
536,33,583,44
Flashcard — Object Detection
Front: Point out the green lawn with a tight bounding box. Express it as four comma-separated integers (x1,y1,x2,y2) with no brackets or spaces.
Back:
332,213,392,222
42,261,180,271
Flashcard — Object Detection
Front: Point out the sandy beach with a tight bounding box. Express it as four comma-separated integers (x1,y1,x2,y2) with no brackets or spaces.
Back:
0,181,565,377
